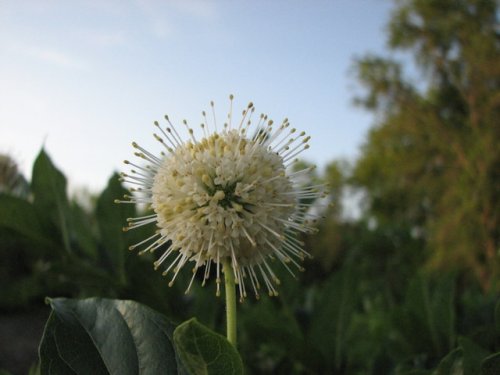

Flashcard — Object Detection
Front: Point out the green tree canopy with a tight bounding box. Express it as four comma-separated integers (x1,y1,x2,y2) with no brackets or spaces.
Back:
352,0,499,290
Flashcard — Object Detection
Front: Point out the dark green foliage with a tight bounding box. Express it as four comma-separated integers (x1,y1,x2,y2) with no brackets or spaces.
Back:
308,265,356,372
38,298,241,375
0,149,184,311
1,0,499,373
481,352,500,375
239,297,305,374
0,194,54,249
391,274,455,359
32,149,72,253
96,174,135,284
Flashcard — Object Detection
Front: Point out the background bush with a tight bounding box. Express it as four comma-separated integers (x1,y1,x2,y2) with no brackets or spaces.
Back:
1,0,499,374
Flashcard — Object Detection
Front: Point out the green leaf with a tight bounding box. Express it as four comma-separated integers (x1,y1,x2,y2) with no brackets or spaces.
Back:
68,201,98,260
433,348,462,375
184,282,219,328
0,194,54,248
239,297,303,373
459,337,490,375
495,300,500,334
430,274,456,350
241,297,302,353
28,362,42,375
173,318,243,375
49,259,119,296
481,352,500,375
393,274,455,358
407,276,442,354
96,173,135,284
39,313,78,375
308,266,356,370
31,149,71,252
39,297,181,375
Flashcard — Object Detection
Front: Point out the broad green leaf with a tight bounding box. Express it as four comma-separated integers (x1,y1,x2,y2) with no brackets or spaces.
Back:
0,194,54,248
173,318,243,375
39,297,181,375
39,313,78,375
96,173,135,284
31,149,71,252
481,352,500,375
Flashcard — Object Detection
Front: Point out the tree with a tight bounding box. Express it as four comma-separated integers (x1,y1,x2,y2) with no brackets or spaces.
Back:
0,154,29,198
352,0,499,290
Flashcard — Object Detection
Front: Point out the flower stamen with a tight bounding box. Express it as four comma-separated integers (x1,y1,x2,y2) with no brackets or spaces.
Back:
118,96,324,300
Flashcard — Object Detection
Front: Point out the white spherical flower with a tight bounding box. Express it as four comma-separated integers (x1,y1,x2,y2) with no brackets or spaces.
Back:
118,97,324,300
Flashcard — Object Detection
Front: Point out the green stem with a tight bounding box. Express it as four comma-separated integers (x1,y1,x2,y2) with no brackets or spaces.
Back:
223,258,237,347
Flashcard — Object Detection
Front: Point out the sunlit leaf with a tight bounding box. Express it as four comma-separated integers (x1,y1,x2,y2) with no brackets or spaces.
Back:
173,318,243,375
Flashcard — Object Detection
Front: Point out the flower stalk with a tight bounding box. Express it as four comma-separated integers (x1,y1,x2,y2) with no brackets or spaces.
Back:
223,258,237,346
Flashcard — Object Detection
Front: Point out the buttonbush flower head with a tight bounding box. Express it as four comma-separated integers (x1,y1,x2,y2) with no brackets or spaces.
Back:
117,96,325,301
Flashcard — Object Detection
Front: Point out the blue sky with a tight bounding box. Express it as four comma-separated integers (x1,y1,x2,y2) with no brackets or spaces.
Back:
0,0,395,192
